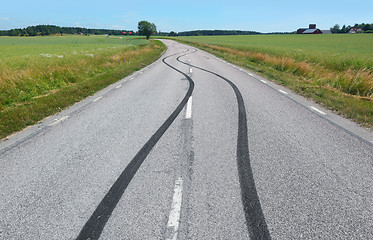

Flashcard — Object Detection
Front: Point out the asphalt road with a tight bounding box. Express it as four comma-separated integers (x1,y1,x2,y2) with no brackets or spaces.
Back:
1,40,373,240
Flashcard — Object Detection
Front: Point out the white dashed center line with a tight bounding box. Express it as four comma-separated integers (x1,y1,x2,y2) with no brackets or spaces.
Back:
185,96,193,119
116,85,122,89
166,178,183,240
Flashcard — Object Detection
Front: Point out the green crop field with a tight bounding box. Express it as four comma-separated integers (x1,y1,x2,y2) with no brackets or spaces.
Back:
174,34,373,128
0,35,165,139
178,34,373,72
0,35,149,107
0,35,148,68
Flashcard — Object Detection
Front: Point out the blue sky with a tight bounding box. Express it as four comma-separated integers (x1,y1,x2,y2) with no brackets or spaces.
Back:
0,0,372,32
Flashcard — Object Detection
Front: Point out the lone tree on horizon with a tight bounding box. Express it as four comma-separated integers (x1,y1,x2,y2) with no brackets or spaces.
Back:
138,20,157,39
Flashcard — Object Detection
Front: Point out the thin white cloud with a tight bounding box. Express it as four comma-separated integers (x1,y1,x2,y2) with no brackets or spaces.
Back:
73,23,83,27
0,17,10,21
111,25,125,29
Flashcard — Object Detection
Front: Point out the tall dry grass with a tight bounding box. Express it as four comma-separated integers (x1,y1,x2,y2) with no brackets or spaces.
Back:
0,45,158,111
204,44,373,100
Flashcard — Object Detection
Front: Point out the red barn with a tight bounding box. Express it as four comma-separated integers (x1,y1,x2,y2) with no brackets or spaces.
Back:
302,28,322,34
297,24,323,34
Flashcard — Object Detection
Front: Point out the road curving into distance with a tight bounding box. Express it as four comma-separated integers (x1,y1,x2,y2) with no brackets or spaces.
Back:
0,40,373,240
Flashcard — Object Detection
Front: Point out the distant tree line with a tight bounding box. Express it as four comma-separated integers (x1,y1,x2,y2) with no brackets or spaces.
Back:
156,31,178,37
263,32,295,35
0,25,135,36
330,23,373,33
163,30,294,36
177,30,262,36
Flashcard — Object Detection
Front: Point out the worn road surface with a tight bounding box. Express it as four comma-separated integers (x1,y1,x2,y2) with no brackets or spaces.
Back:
1,40,373,240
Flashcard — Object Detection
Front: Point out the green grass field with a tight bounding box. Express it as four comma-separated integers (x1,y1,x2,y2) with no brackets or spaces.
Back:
0,35,148,65
0,35,165,139
174,34,373,128
178,34,373,72
0,35,149,107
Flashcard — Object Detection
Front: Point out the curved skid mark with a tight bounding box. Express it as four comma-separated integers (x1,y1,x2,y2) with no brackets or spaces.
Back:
76,49,195,240
177,51,271,240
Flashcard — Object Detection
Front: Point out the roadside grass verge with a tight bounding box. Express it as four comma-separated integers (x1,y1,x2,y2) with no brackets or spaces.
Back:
172,36,373,129
0,38,166,139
